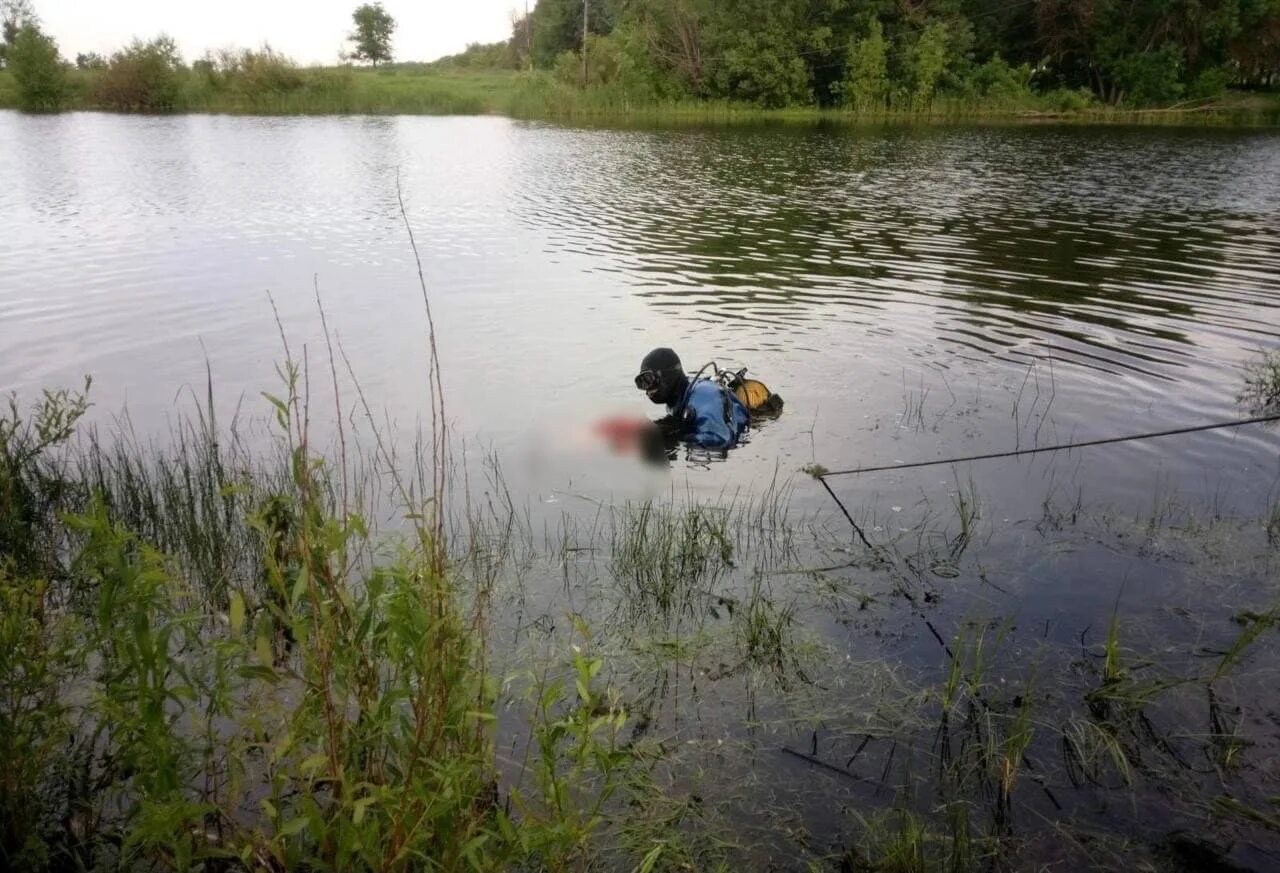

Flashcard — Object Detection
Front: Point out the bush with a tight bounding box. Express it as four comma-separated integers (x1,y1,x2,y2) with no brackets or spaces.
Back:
96,36,184,111
224,45,304,98
711,41,813,108
1188,65,1229,99
551,34,624,87
74,51,106,70
551,47,581,84
839,18,889,111
9,24,65,111
965,53,1032,100
304,65,355,96
1042,86,1096,111
906,22,950,109
1113,43,1184,106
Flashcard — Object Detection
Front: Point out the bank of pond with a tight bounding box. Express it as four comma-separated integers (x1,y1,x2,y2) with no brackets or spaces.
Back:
2,63,1278,126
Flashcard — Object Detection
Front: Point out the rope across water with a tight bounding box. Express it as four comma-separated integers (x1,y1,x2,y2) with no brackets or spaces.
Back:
816,413,1280,479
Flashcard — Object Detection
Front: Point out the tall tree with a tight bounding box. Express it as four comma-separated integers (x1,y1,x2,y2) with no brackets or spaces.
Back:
0,0,38,67
528,0,613,67
10,22,64,110
348,2,395,67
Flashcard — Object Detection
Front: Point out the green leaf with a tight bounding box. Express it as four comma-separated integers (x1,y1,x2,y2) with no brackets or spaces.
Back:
291,565,310,607
300,753,328,776
279,815,309,837
237,664,280,683
229,591,246,633
637,842,665,873
352,796,376,825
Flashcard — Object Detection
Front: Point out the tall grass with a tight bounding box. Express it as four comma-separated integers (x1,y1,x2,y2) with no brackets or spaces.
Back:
2,65,1276,124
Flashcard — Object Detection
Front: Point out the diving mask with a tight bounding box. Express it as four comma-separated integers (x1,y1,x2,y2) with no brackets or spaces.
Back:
634,370,662,391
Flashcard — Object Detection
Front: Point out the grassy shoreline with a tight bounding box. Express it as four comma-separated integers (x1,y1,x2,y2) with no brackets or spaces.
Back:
3,65,1278,126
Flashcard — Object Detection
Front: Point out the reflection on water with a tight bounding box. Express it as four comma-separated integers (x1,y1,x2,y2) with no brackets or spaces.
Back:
516,124,1280,378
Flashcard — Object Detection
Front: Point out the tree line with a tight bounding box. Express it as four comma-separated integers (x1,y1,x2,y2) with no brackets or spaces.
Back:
5,0,1278,112
449,0,1280,108
0,0,397,111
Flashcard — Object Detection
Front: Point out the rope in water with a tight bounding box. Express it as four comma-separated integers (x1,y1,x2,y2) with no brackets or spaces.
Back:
817,412,1280,479
805,411,1280,805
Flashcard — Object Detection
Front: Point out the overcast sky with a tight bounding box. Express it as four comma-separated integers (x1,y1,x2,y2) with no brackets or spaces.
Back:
33,1,520,65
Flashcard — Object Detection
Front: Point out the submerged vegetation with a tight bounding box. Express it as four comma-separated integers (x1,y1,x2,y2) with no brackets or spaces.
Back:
4,357,1278,869
1240,348,1280,417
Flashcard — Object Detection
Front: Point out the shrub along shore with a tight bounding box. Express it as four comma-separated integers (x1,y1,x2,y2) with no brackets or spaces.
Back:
1,52,1277,125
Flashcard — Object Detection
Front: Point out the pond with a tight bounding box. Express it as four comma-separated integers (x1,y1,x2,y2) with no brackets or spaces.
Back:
2,110,1279,869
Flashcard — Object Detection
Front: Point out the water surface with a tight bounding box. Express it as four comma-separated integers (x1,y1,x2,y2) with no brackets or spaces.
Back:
3,113,1277,519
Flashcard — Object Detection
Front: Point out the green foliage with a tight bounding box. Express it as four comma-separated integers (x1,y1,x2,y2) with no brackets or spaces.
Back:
8,23,63,111
1042,85,1096,111
702,0,816,107
0,364,650,870
74,50,105,70
964,53,1032,100
0,384,90,868
1113,43,1185,105
839,18,889,110
0,568,83,871
0,380,90,579
510,0,1278,111
192,45,305,105
96,35,184,111
0,0,37,68
1189,64,1231,98
530,0,612,68
348,2,396,67
2,0,1274,116
907,22,951,110
712,37,813,107
1228,7,1280,86
505,626,631,867
430,39,520,70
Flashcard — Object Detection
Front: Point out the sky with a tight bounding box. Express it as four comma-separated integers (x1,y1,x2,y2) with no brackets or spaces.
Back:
32,0,520,65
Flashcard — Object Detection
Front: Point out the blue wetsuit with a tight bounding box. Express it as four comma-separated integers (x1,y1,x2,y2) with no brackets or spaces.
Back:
670,380,750,449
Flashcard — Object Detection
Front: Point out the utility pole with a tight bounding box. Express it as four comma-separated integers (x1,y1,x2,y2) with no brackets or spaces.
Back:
526,0,532,69
581,0,589,85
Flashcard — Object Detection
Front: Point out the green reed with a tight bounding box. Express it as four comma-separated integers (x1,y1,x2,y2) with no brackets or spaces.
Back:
0,361,650,871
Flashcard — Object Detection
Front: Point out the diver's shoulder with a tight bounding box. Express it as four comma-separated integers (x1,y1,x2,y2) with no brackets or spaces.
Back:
687,379,724,397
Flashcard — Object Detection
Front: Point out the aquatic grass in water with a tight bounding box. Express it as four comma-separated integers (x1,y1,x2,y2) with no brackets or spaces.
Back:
3,343,1280,871
4,381,1280,869
1239,348,1280,417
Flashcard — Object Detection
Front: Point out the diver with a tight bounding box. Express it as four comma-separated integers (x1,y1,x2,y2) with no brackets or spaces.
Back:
634,347,751,453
